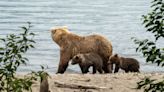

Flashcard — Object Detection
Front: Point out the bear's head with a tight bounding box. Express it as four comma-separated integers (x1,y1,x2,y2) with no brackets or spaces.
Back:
108,54,120,64
71,54,84,65
50,26,70,45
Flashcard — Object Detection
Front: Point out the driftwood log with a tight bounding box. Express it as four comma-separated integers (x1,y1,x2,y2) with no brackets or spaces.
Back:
54,81,107,89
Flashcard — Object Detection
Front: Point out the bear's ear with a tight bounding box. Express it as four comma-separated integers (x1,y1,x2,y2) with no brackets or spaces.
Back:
50,27,57,34
61,26,70,33
114,54,118,57
62,26,68,30
52,29,56,34
75,55,79,59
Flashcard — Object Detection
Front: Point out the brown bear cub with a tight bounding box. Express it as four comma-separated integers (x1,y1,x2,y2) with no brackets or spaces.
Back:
71,53,103,74
108,54,140,73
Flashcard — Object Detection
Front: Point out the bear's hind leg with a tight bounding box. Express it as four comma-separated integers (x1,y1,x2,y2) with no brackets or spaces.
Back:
125,70,129,73
92,65,97,74
133,68,140,73
129,66,140,73
103,63,112,73
97,68,103,74
114,64,120,73
81,66,90,74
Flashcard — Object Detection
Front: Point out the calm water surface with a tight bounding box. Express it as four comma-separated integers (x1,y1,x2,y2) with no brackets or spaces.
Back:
0,0,163,73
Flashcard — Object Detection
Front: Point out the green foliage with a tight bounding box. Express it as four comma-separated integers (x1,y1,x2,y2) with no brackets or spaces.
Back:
0,22,36,92
7,75,37,92
31,65,50,83
137,77,164,92
133,38,164,67
132,0,164,67
133,0,164,92
142,0,164,40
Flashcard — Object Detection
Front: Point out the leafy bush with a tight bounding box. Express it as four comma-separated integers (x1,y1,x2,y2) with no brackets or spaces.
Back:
133,0,164,92
142,0,164,40
31,65,50,83
133,39,164,67
137,77,164,92
0,22,37,92
132,0,164,67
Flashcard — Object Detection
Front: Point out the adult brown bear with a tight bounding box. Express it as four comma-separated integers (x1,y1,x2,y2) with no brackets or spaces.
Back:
51,26,113,73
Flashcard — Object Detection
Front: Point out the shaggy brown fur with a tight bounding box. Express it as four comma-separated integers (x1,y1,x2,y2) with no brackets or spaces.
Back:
51,26,113,73
108,54,140,73
71,53,103,74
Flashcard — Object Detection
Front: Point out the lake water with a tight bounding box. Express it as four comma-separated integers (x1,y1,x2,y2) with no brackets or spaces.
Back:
0,0,163,73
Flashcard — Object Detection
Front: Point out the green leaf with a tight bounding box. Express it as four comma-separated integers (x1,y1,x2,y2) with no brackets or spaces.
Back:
21,27,28,31
0,38,5,42
28,40,35,43
29,33,35,36
0,47,4,50
147,41,155,45
41,65,44,70
21,60,26,65
17,54,22,59
29,44,34,48
145,22,154,28
23,57,29,61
